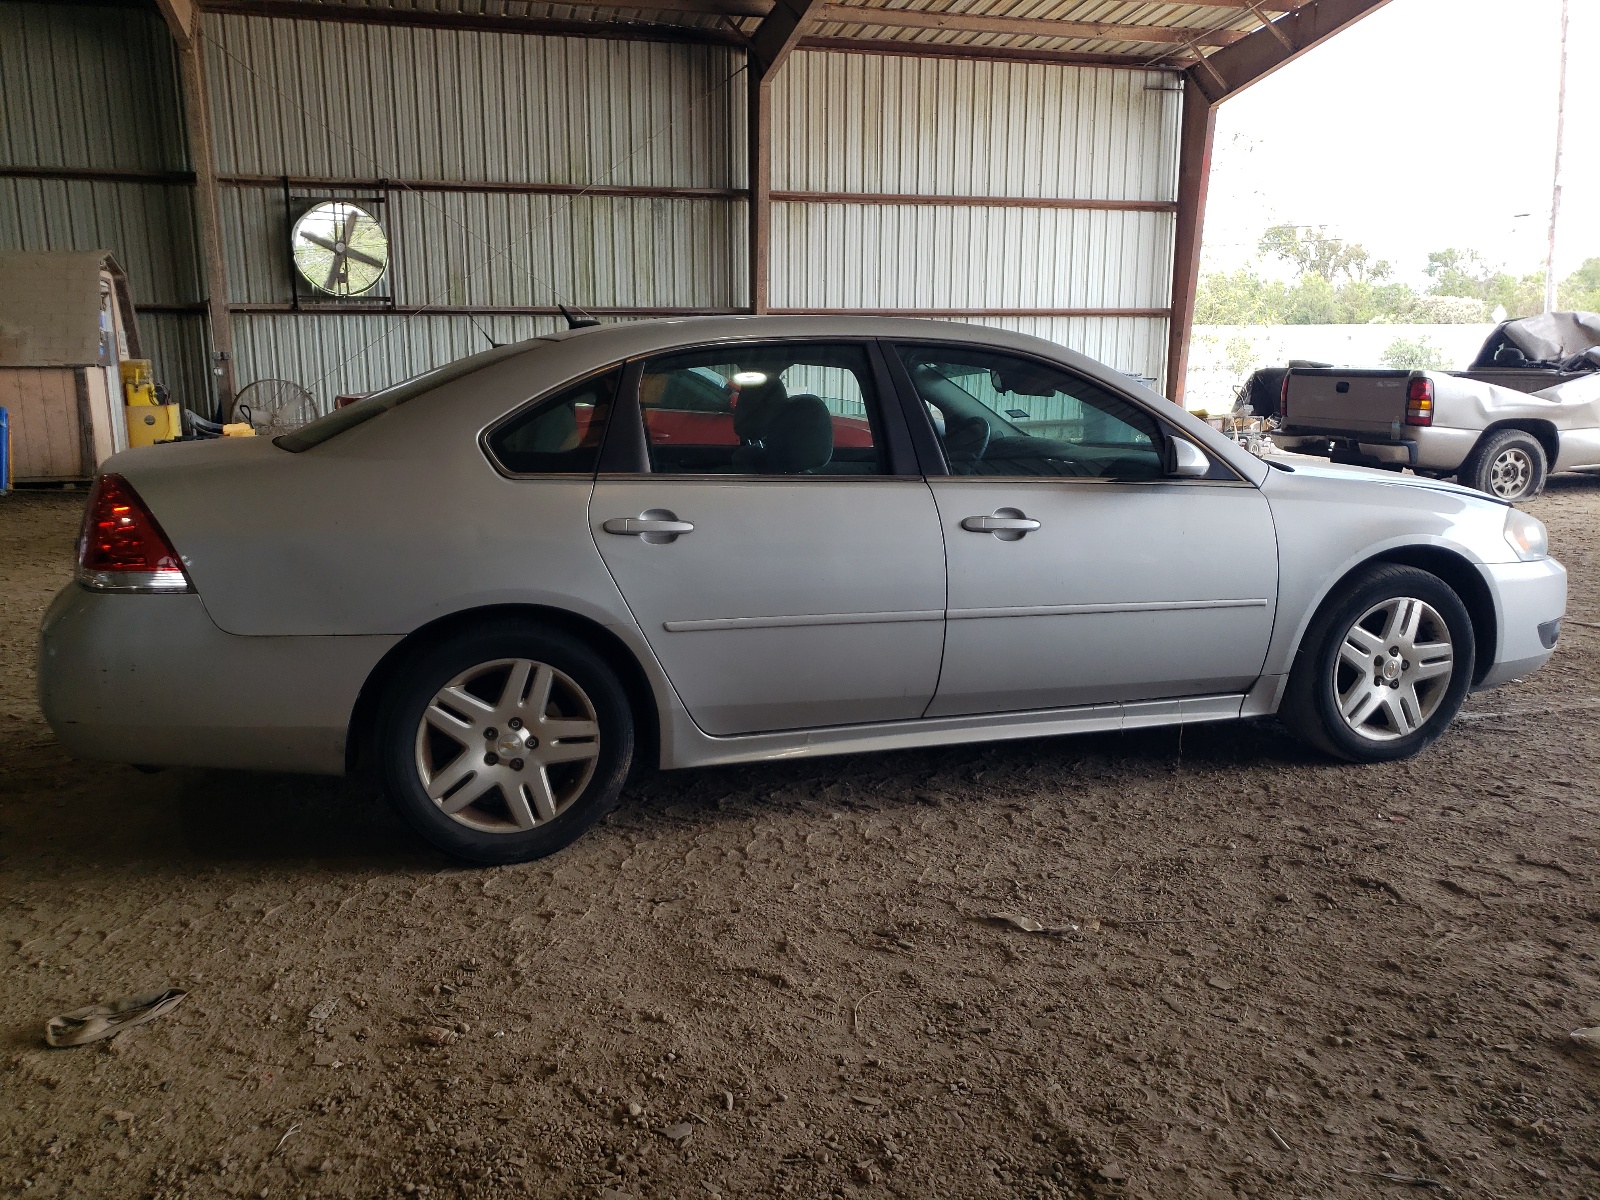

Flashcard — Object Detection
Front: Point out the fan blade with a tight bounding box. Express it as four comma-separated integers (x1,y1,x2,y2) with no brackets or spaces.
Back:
341,208,359,245
325,258,344,293
343,246,384,270
301,232,340,253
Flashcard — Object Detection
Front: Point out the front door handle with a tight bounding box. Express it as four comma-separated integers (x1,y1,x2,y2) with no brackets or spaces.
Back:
603,509,694,544
961,509,1040,541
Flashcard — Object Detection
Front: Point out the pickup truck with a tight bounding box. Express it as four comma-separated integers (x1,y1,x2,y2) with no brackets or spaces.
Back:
1263,312,1600,501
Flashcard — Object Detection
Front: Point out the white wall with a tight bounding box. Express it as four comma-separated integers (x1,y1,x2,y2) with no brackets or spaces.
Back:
1184,323,1497,412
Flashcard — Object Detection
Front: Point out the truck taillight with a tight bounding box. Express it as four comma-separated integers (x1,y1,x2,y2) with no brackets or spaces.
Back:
1405,377,1435,427
1280,372,1291,422
77,473,193,593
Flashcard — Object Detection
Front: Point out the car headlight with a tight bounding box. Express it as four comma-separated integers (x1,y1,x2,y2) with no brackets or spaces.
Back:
1503,509,1549,561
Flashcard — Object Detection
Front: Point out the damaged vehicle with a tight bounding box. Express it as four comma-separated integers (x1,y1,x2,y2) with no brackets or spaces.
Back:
1261,312,1600,501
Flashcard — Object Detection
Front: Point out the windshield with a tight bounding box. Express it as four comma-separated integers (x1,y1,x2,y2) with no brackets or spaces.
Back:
273,342,529,452
909,363,1031,438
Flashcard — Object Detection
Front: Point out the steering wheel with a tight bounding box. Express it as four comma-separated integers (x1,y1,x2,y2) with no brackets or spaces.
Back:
944,416,991,471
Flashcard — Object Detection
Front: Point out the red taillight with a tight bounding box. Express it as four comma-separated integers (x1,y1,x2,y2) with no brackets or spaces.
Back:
77,473,192,592
1405,376,1435,427
1279,372,1291,423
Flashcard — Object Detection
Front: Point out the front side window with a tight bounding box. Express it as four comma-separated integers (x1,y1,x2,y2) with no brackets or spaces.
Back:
486,369,618,475
895,345,1165,480
638,343,886,476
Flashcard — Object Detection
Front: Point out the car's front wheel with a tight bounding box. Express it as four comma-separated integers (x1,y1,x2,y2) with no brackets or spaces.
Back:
1280,564,1474,763
377,622,634,863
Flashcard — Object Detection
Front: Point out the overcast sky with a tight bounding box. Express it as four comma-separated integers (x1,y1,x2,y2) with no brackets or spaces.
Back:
1203,0,1597,286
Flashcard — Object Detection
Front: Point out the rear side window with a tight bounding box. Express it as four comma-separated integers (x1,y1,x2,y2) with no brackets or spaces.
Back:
637,343,887,476
486,370,618,475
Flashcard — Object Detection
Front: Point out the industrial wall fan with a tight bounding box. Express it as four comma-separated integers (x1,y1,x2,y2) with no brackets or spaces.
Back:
233,379,318,436
291,200,388,296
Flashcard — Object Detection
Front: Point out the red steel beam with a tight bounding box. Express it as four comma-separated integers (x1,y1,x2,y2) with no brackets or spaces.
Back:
1164,76,1218,403
1166,0,1393,401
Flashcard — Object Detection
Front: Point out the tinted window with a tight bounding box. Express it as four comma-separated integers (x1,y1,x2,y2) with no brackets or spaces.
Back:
486,370,617,475
896,346,1165,479
638,343,886,476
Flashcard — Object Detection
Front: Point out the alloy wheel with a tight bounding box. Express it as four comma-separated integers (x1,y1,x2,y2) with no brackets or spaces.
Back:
1332,597,1455,742
413,658,601,833
1488,447,1534,500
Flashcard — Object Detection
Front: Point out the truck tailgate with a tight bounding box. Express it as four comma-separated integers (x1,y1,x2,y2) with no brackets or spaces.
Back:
1284,370,1411,440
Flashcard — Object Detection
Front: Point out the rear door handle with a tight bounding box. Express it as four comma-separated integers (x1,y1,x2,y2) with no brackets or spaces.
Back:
961,515,1040,533
603,518,695,536
602,509,694,544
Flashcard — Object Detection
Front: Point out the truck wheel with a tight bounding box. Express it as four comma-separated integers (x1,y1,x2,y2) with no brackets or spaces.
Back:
1279,564,1474,764
377,621,634,864
1460,429,1547,501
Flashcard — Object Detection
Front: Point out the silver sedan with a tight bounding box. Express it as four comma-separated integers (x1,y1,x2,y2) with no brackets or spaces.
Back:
39,317,1568,862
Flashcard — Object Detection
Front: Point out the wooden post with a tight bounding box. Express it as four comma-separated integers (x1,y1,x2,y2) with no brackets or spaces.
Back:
177,39,237,419
747,69,770,315
1164,76,1216,405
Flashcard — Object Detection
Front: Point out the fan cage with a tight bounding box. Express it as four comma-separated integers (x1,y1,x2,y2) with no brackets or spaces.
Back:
233,378,321,435
284,187,393,309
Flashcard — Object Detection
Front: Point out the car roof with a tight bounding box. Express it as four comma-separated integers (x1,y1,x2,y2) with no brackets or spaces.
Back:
535,314,1067,357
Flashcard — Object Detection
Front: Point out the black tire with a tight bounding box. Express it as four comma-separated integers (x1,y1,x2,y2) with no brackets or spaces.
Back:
1279,564,1475,763
377,621,634,864
1459,429,1547,501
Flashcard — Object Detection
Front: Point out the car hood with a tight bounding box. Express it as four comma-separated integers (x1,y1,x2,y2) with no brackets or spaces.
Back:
1264,454,1506,505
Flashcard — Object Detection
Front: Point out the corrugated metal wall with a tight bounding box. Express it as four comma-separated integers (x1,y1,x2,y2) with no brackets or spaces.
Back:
5,7,1184,411
203,18,740,186
204,13,748,404
770,51,1179,383
219,187,741,309
0,2,212,409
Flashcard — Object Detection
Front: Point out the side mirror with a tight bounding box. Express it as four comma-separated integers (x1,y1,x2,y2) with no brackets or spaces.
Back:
1170,437,1210,478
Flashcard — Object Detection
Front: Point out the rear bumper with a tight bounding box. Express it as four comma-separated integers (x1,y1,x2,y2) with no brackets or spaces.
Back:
38,586,397,775
1475,558,1568,690
1276,427,1479,473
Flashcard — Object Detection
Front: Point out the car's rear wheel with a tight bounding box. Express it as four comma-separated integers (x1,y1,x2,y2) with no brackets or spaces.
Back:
378,622,633,863
1460,429,1547,501
1279,564,1474,763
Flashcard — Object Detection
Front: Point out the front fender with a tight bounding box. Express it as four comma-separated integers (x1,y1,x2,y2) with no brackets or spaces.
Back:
1260,467,1511,680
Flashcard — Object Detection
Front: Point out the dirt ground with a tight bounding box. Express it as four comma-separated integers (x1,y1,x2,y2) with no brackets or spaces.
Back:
2,479,1599,1200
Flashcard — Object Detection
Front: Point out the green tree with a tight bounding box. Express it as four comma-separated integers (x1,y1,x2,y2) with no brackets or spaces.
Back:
1223,335,1260,380
1259,224,1392,284
1425,248,1544,319
1380,336,1450,370
1282,273,1340,324
1195,268,1290,325
1560,258,1600,311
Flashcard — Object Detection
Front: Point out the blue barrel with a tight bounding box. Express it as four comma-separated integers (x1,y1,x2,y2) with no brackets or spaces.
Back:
0,407,9,494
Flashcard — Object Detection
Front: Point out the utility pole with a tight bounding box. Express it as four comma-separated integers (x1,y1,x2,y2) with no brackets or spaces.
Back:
1544,0,1569,313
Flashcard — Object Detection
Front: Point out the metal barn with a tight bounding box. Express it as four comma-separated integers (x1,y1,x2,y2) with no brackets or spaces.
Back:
1,0,1389,415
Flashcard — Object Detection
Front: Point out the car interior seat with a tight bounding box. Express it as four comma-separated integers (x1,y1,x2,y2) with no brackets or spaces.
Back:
732,377,787,445
743,394,834,473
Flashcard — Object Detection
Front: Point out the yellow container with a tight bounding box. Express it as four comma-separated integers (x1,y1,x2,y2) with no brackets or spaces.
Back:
121,359,158,407
126,403,182,447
